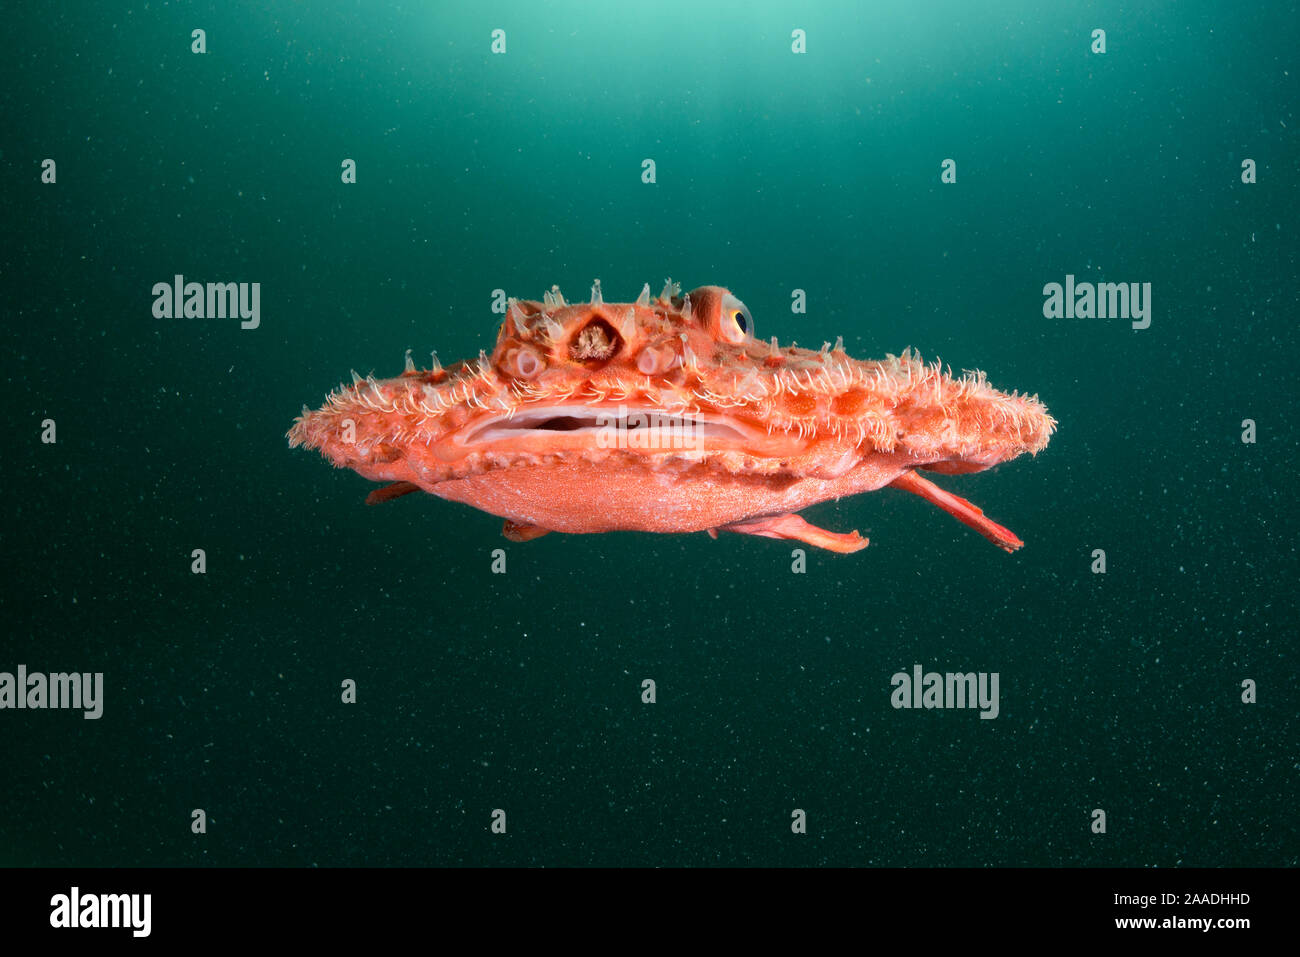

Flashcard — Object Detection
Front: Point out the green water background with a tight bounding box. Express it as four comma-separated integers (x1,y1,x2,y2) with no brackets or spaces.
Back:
2,1,1296,865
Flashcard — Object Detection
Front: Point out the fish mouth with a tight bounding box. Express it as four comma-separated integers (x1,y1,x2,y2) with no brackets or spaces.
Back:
443,403,773,458
423,403,811,462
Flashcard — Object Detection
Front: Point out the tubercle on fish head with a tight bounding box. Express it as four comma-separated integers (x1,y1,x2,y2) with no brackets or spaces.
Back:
484,284,753,384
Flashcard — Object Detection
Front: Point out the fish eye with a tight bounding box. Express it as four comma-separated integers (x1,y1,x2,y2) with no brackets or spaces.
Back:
721,293,753,341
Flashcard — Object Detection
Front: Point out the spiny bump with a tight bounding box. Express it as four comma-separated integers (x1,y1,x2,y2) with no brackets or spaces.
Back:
540,315,563,343
618,306,636,340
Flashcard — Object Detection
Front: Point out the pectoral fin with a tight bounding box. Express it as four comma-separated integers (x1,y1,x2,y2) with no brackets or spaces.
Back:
365,481,421,505
715,513,868,554
889,470,1023,552
502,520,552,542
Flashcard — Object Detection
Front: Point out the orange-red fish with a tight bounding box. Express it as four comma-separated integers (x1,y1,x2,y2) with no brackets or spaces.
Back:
288,281,1054,553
